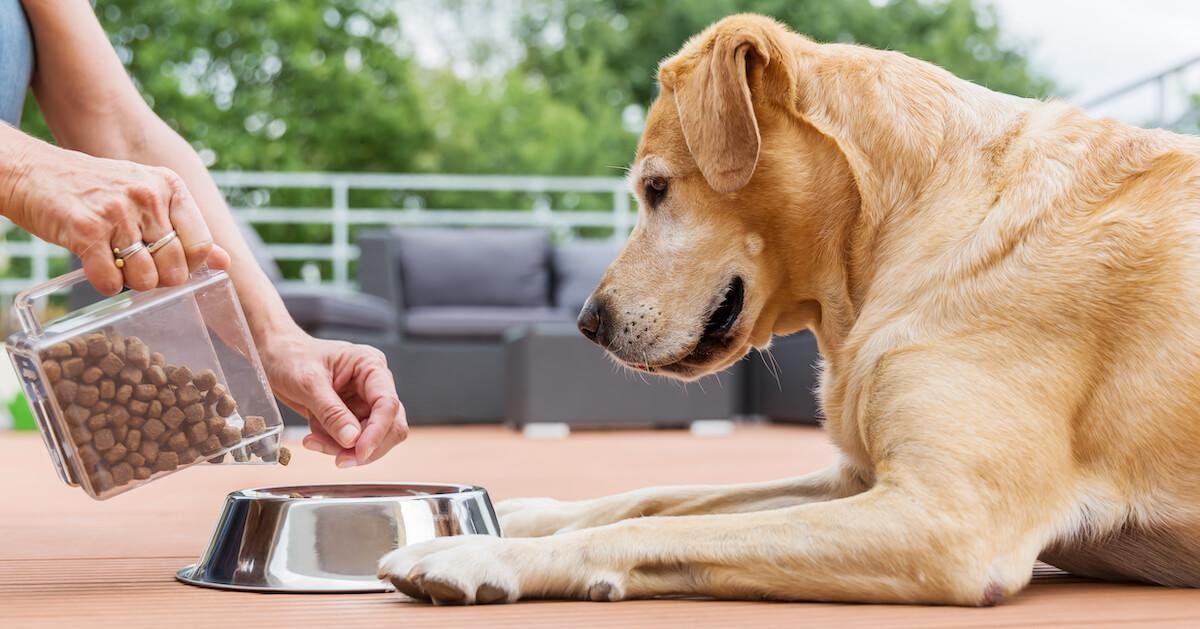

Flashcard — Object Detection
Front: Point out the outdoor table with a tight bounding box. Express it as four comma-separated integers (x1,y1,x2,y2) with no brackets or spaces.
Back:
3,425,1197,627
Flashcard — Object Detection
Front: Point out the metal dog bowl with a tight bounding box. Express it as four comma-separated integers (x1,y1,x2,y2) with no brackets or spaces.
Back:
176,483,501,593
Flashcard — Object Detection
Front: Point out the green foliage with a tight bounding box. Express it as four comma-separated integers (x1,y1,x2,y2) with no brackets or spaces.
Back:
21,0,1050,177
516,0,1053,109
108,0,428,172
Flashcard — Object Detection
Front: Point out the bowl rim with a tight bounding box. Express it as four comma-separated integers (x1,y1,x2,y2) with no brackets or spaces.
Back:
231,482,488,502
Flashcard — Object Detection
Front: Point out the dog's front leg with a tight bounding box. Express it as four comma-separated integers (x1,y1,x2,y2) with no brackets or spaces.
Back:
380,484,1042,605
497,461,866,536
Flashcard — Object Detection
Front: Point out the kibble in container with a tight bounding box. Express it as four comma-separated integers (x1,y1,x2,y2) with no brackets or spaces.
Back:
5,268,284,500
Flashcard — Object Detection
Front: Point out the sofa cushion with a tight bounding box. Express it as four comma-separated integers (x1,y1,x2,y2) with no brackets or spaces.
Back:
278,287,398,333
553,240,620,314
405,306,570,338
395,228,551,308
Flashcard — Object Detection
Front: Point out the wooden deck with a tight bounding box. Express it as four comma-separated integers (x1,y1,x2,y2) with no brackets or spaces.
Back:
3,424,1198,628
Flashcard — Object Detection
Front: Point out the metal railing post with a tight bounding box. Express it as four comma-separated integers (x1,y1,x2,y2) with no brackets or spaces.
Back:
331,177,350,289
612,183,631,241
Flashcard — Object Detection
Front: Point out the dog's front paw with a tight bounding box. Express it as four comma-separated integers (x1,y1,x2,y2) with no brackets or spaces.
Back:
378,535,522,605
495,497,601,537
378,534,624,604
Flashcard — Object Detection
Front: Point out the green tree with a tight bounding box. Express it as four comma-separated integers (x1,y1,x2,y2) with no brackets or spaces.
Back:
515,0,1053,110
26,0,430,173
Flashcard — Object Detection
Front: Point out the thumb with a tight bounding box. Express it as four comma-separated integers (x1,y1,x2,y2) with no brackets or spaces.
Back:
309,383,361,449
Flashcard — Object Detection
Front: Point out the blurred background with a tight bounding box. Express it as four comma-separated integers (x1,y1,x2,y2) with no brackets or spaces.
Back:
3,0,1199,429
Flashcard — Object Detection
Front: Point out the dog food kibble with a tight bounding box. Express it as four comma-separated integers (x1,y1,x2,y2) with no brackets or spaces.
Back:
155,451,179,472
42,359,62,383
66,404,89,425
81,366,103,384
128,400,148,417
177,383,201,406
169,366,192,388
37,329,279,496
194,369,217,391
67,337,88,357
76,385,99,407
139,440,159,463
146,365,167,386
216,395,237,418
218,424,241,447
93,428,115,451
167,432,189,453
119,366,143,385
183,402,205,423
62,357,85,378
70,425,91,444
199,435,222,456
242,415,266,437
187,421,208,445
98,353,123,377
162,406,185,430
54,380,77,405
103,443,128,465
125,338,150,369
205,384,226,406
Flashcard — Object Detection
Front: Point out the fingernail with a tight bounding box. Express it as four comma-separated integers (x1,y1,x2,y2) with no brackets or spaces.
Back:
337,458,358,469
336,425,359,447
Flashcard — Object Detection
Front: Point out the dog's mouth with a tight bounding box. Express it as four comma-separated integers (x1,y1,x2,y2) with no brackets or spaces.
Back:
647,276,745,376
702,275,745,341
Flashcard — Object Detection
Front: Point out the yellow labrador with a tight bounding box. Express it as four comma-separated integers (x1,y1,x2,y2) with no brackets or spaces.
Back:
380,14,1200,605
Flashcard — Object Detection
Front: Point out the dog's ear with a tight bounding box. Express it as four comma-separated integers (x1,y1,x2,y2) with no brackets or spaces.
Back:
663,23,773,193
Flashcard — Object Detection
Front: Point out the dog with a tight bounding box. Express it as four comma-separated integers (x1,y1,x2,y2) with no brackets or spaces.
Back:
380,13,1200,605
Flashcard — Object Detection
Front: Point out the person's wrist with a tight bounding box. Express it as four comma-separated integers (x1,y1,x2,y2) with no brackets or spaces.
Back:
0,125,39,223
249,309,308,355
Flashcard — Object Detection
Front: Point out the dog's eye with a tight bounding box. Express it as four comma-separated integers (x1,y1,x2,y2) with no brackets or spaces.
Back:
644,176,668,208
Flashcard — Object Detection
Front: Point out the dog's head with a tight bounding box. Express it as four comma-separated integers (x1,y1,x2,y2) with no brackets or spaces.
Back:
578,15,856,380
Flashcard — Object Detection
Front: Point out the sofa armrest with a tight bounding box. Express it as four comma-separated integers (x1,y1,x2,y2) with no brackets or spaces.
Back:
356,230,406,333
277,286,399,337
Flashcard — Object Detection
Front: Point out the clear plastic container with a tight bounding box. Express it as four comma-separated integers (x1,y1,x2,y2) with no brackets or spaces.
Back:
5,268,283,500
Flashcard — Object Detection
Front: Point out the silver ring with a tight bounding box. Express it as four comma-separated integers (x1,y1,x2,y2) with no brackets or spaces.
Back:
145,230,178,254
116,241,147,259
112,241,146,269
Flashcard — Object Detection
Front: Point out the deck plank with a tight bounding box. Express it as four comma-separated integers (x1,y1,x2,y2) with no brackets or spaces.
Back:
2,426,1197,627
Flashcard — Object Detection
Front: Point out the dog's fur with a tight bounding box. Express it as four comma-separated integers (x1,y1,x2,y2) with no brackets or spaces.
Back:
380,14,1200,605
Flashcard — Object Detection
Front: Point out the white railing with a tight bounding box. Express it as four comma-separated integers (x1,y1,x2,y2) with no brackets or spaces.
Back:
1084,53,1200,131
0,171,633,295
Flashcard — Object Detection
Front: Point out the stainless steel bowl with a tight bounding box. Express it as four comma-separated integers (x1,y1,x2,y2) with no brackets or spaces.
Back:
176,483,501,593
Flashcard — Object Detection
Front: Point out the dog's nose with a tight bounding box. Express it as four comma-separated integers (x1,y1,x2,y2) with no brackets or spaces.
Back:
577,297,607,345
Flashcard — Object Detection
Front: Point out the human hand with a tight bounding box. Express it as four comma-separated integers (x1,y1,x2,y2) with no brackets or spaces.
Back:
259,330,408,467
3,137,229,294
